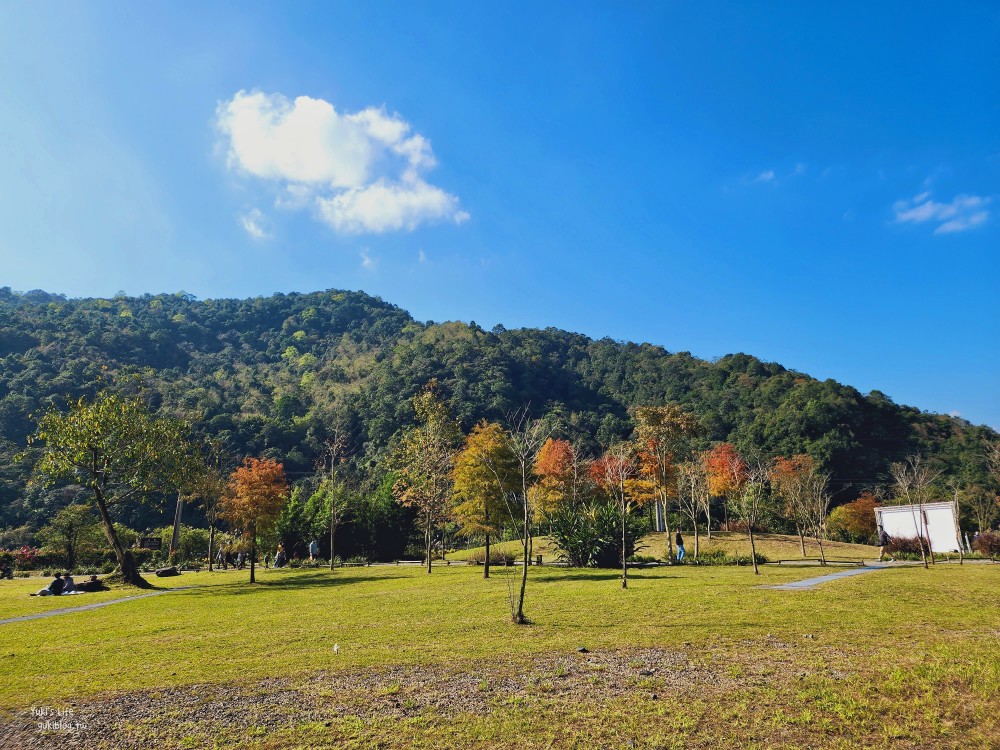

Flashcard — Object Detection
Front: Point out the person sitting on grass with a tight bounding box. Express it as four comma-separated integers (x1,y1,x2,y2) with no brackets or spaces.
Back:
31,572,65,596
77,575,107,593
62,573,77,594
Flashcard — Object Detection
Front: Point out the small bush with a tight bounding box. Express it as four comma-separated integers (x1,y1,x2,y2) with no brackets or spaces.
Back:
345,555,369,566
884,536,927,559
627,555,660,565
972,531,1000,558
467,549,516,566
694,549,769,566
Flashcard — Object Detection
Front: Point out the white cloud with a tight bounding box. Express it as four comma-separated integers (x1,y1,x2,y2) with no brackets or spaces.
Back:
216,90,468,234
360,247,376,270
418,249,427,263
893,192,991,234
754,169,775,183
240,208,270,239
317,176,469,234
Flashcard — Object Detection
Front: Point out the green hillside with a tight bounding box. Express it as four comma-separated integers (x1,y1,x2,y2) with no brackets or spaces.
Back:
0,286,993,533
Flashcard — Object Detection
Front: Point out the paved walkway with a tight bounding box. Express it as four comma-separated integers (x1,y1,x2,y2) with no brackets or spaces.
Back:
0,586,198,626
761,566,886,591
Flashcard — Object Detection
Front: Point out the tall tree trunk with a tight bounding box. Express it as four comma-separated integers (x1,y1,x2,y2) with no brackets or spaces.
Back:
94,488,143,586
329,514,336,571
484,531,490,579
208,523,216,572
425,513,433,574
250,526,256,583
663,499,674,561
748,526,760,576
621,498,628,589
798,526,806,557
693,518,700,561
922,508,935,566
514,499,529,624
706,501,712,540
816,529,826,566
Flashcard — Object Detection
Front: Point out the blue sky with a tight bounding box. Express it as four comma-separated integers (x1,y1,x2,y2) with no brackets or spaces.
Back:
1,2,997,428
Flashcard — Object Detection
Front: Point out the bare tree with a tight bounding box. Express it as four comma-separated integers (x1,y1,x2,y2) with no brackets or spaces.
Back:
676,460,709,560
802,467,832,566
593,443,645,589
500,409,547,624
889,455,941,569
317,427,352,570
728,450,771,575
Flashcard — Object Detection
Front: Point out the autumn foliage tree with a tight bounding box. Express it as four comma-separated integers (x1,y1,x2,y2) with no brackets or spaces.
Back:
452,420,516,578
826,492,881,544
704,443,747,530
634,405,698,560
771,454,817,556
591,444,651,589
221,457,289,583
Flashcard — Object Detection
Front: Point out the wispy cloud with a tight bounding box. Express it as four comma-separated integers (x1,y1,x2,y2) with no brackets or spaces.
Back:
217,90,469,234
753,169,775,183
240,208,270,239
360,247,376,270
893,191,991,235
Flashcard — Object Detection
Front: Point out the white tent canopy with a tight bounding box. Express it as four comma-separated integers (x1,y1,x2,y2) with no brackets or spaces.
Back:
874,501,961,553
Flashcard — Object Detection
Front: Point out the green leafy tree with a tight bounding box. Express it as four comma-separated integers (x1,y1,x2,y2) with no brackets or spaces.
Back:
36,503,104,569
28,387,198,586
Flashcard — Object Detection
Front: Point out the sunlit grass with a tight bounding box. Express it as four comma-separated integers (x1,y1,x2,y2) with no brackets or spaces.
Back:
1,559,996,748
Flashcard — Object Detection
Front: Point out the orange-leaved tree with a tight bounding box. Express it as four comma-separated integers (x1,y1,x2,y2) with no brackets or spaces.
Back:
221,457,289,583
704,443,747,530
634,405,698,560
591,444,653,589
770,454,816,556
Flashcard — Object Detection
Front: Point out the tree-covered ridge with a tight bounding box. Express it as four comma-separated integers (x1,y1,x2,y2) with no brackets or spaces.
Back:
0,286,993,530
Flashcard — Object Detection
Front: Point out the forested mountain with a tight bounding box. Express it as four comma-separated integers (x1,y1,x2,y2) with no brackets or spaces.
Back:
0,286,994,530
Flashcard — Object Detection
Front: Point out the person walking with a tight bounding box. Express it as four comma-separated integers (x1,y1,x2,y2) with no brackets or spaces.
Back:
308,539,319,562
877,526,893,562
675,532,686,562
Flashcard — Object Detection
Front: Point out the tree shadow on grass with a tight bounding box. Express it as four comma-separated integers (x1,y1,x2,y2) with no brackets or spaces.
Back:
182,572,408,597
531,570,679,583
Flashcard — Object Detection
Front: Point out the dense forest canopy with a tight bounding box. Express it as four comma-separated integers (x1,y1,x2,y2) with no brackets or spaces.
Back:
1,286,994,534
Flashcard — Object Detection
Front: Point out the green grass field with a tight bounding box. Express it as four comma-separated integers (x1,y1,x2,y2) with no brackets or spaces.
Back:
0,557,997,749
446,530,879,563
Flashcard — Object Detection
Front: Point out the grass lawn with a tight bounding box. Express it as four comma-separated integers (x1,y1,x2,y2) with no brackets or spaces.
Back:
0,560,997,749
446,531,879,564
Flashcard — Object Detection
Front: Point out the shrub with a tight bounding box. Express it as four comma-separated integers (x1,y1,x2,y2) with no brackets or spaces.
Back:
0,551,14,569
345,555,369,566
972,531,1000,558
467,549,516,566
13,546,40,570
884,536,927,559
694,549,769,566
549,501,649,568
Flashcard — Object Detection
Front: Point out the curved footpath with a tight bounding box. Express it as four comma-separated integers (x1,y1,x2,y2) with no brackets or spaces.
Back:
0,586,200,626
